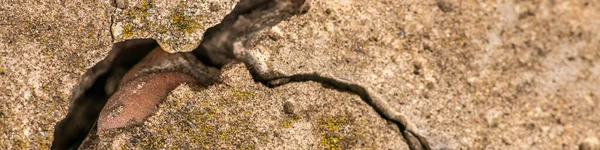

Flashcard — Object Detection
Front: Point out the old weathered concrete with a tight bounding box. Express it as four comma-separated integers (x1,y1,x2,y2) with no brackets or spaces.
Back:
1,0,599,149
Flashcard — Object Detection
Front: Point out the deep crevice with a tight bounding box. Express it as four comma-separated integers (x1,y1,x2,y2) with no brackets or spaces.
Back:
52,39,158,149
52,0,429,149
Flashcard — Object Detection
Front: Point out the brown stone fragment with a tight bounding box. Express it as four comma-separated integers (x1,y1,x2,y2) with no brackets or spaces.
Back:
98,46,199,130
98,72,196,130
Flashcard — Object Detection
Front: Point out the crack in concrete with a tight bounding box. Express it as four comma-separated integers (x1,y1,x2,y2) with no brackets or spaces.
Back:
108,4,117,41
242,54,431,150
52,39,158,150
52,0,430,149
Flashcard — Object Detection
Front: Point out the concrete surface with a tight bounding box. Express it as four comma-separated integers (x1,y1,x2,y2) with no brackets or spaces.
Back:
1,0,599,149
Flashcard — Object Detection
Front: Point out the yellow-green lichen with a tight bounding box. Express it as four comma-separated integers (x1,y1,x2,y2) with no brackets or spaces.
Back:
13,139,29,149
280,115,299,128
235,90,255,98
117,0,154,40
138,0,151,12
138,135,165,149
321,116,348,131
170,10,203,34
125,0,152,18
155,24,168,34
316,116,359,149
122,24,134,38
126,86,264,149
0,56,4,74
35,137,49,150
321,134,343,150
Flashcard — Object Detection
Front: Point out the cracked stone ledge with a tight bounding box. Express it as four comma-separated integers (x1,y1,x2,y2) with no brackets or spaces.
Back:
54,0,428,149
110,0,239,53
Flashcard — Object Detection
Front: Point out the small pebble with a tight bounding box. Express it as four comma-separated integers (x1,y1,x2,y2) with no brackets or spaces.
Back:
580,137,600,150
325,8,332,15
114,0,128,9
397,30,406,38
268,26,283,41
283,100,296,115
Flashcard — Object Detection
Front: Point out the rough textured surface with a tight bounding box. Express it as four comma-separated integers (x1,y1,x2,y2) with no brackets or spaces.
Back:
87,66,405,149
111,0,239,53
1,0,599,149
98,72,197,130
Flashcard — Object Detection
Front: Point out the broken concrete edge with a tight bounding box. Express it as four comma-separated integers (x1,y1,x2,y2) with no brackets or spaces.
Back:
51,39,160,150
55,0,430,149
53,0,309,147
110,23,203,53
107,0,239,53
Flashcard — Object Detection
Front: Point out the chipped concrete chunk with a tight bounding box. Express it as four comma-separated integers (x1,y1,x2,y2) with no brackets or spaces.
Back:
111,0,239,53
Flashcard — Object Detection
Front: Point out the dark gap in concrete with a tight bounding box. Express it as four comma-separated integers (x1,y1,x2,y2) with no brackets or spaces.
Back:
52,39,158,149
52,0,430,150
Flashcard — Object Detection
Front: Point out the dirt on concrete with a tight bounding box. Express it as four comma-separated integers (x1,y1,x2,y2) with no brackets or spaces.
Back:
1,0,599,149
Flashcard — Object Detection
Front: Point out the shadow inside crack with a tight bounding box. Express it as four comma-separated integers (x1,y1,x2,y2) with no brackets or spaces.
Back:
52,0,429,149
53,36,227,149
52,39,159,149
